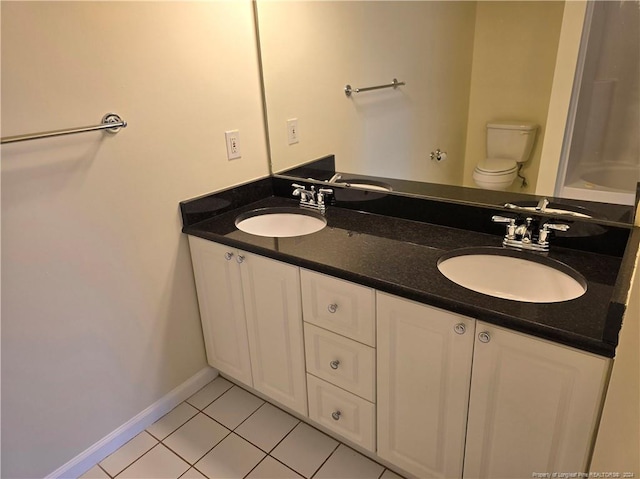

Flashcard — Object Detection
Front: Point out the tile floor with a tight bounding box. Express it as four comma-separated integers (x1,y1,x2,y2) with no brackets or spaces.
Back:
80,377,405,479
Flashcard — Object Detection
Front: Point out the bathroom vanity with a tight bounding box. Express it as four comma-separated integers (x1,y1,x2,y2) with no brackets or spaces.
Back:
180,176,639,479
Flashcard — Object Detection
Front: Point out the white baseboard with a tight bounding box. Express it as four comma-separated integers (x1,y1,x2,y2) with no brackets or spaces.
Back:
46,366,219,479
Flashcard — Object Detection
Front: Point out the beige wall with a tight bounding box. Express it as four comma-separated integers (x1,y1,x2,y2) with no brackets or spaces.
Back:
591,241,640,475
0,2,269,477
462,1,565,193
259,1,477,185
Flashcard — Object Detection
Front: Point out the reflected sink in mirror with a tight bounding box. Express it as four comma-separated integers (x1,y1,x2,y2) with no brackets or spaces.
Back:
332,178,393,192
504,201,594,219
437,247,587,303
235,207,327,238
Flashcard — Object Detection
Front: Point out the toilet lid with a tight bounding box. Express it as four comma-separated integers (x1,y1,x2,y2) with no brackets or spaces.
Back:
476,158,517,174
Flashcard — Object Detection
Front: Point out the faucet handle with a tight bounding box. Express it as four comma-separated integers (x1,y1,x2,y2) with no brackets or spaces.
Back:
542,222,570,232
492,215,517,240
538,222,570,246
491,215,517,225
317,188,333,208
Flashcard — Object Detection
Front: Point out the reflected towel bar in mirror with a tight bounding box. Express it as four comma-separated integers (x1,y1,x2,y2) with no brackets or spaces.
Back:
344,78,405,97
1,113,127,144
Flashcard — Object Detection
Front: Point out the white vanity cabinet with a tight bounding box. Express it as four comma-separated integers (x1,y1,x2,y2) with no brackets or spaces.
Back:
188,236,253,387
187,236,308,415
463,322,610,479
188,237,611,479
377,292,476,479
301,269,377,451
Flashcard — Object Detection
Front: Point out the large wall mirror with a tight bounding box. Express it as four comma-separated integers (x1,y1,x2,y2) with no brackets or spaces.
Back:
255,0,639,225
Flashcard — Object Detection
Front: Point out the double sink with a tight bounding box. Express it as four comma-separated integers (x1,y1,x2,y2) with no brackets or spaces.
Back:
234,207,587,304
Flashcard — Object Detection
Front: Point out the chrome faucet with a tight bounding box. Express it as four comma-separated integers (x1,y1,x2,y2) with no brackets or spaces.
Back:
292,183,333,213
492,215,569,252
514,217,534,244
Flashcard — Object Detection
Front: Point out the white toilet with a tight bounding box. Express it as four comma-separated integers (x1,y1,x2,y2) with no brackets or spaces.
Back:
473,121,538,190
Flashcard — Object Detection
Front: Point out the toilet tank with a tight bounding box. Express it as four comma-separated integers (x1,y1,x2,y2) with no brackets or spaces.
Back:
486,121,538,162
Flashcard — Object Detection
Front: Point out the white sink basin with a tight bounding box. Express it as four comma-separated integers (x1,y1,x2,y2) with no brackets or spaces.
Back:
235,207,327,237
437,248,587,303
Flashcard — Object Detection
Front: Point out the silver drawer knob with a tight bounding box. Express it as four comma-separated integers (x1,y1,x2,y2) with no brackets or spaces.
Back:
454,323,466,335
224,252,234,261
328,303,338,313
330,360,340,370
331,411,341,421
236,254,245,264
478,331,491,343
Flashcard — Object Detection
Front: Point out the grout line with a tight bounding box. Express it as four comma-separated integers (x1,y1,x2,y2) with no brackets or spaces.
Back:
242,454,268,479
97,463,113,479
110,442,162,478
101,432,159,478
146,403,200,442
186,380,234,412
264,418,301,454
160,421,231,467
192,464,210,479
231,400,267,432
309,442,340,479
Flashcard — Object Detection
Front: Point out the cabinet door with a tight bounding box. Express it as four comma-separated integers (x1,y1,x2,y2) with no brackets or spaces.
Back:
240,251,308,415
463,322,611,479
187,237,253,387
377,293,475,479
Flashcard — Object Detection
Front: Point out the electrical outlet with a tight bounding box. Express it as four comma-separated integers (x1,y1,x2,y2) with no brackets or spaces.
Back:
225,130,241,160
287,118,299,145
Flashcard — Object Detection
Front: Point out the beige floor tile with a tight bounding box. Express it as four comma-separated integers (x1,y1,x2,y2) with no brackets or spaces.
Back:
163,412,230,464
187,377,234,410
147,402,199,440
246,456,304,479
180,467,208,478
270,423,338,478
203,386,264,429
116,443,190,478
78,465,110,479
314,444,384,478
380,468,405,479
99,431,157,477
195,433,265,478
235,403,299,452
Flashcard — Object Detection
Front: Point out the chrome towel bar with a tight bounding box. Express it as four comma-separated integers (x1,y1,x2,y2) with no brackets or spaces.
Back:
1,113,127,144
344,78,405,97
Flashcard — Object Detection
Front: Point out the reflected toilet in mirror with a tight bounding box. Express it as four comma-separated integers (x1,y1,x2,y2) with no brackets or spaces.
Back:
472,122,538,191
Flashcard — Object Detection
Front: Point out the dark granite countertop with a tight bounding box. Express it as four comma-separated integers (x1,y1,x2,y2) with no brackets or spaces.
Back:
181,186,638,358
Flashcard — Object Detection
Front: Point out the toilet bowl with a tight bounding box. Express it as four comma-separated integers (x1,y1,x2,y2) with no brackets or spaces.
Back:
472,121,538,190
472,158,518,191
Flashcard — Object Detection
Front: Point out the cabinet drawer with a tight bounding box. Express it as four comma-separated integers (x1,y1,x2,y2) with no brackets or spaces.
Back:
301,269,375,346
307,374,376,452
304,323,375,401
